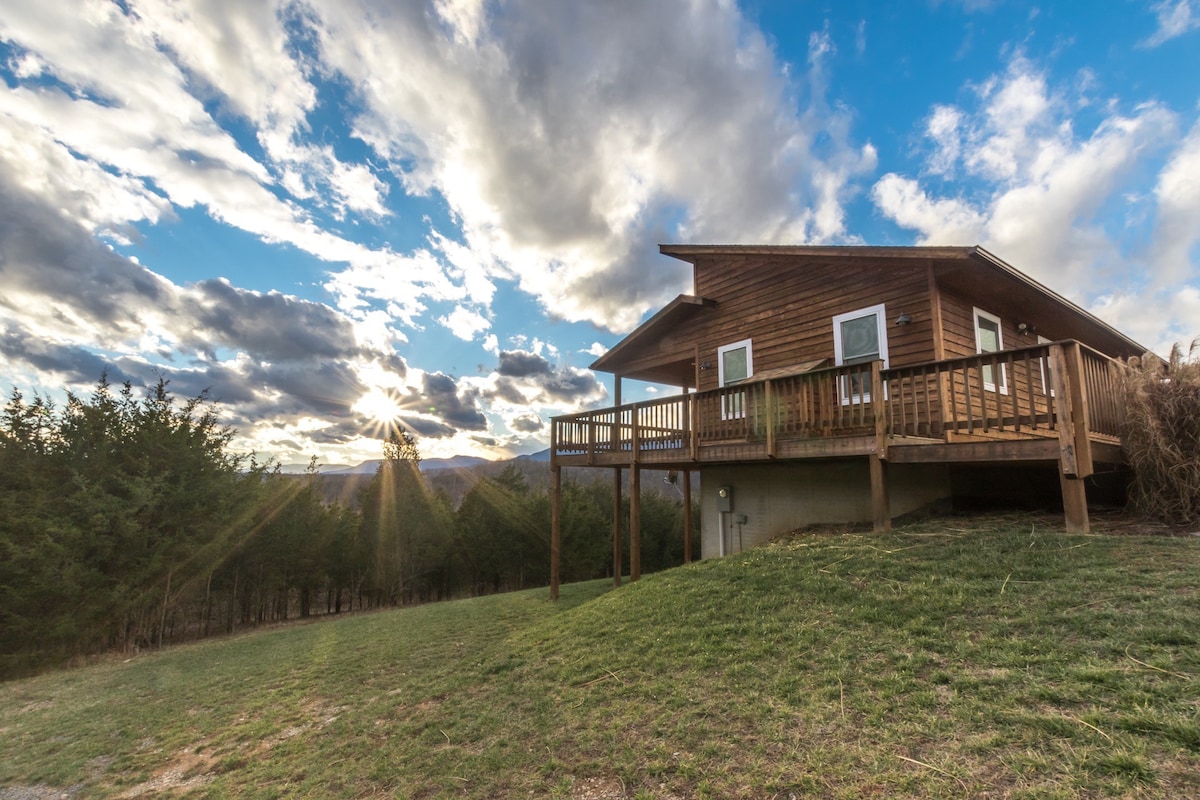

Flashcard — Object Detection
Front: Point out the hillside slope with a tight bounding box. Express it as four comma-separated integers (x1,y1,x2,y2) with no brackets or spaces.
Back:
2,521,1198,798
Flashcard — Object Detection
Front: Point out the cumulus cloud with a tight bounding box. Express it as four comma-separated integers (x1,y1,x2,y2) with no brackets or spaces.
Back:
1150,118,1200,285
509,413,545,434
307,0,875,331
496,350,553,378
872,54,1188,342
438,304,491,341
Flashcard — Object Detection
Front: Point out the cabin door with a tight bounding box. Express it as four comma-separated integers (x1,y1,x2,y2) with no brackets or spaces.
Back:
832,304,889,404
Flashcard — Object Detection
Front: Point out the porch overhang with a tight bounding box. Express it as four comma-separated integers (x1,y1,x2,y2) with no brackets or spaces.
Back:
589,293,715,387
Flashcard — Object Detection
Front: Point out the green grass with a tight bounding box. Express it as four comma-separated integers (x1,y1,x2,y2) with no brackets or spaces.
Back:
2,519,1199,798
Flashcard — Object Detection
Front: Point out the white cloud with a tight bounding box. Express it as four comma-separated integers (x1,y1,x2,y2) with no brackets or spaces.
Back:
1150,118,1200,285
584,342,608,358
0,0,481,338
1091,286,1200,355
307,0,875,331
873,56,1179,301
872,174,985,243
926,105,965,177
1141,0,1200,47
438,305,490,341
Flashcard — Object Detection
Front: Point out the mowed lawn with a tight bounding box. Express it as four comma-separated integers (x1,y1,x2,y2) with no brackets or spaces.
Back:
2,518,1198,799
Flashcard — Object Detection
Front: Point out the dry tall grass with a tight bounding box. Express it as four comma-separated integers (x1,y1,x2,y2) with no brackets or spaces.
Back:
1119,339,1200,526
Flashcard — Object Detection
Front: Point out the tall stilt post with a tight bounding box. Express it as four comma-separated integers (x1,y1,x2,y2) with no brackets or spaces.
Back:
612,468,622,586
869,456,891,533
870,360,891,532
1059,461,1090,534
550,463,561,599
613,376,624,586
682,468,693,563
630,465,642,581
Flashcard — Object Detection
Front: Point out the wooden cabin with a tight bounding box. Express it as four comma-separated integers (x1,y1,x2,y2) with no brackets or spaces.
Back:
547,245,1148,597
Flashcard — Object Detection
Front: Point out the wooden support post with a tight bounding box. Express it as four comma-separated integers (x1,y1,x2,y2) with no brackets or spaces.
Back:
765,379,777,458
630,465,642,582
870,361,891,534
1059,459,1090,534
682,468,693,563
869,455,891,532
612,468,622,587
1049,343,1094,478
550,463,562,600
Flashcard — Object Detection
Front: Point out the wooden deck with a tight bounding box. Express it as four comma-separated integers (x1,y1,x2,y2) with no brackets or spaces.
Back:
551,340,1123,476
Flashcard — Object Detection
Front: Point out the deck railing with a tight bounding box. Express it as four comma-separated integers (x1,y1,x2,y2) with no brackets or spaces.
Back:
552,341,1124,461
883,342,1059,439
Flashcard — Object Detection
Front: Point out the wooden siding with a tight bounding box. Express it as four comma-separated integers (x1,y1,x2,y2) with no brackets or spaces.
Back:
682,255,935,392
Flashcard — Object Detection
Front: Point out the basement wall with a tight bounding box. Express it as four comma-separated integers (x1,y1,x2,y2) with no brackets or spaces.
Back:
698,460,952,558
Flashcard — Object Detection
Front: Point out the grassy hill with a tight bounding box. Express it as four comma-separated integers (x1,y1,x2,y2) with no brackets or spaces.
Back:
2,518,1198,798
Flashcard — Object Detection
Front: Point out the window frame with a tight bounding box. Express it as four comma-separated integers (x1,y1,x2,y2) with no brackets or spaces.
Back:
973,307,1008,394
717,338,753,419
832,303,889,405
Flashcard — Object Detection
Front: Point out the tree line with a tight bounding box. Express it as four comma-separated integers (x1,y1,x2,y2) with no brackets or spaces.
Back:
0,378,695,678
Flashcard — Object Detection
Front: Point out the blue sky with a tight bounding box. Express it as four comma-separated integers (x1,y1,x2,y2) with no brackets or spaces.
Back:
0,0,1197,467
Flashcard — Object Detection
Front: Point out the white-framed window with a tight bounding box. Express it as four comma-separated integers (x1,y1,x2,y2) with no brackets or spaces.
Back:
1038,334,1055,397
833,304,889,404
973,307,1007,394
717,339,753,419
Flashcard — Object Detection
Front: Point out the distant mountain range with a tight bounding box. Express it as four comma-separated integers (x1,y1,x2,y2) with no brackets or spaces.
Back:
278,447,688,510
276,448,551,476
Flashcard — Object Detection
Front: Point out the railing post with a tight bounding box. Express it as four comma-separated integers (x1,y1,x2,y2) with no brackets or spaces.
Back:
872,361,887,455
630,406,641,466
1064,342,1093,476
765,379,777,458
689,393,698,460
1050,343,1093,478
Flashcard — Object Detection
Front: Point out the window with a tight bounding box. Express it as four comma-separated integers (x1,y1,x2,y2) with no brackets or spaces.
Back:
1038,334,1055,397
973,307,1007,393
717,339,753,419
833,304,889,404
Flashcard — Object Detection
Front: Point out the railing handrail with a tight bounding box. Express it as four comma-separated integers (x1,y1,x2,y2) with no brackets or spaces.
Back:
882,341,1058,377
553,359,881,424
555,343,1107,425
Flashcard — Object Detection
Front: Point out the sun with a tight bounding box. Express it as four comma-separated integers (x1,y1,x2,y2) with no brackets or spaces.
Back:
353,387,405,425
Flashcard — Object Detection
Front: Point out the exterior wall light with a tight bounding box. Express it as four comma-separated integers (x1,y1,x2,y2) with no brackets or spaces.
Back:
895,313,912,326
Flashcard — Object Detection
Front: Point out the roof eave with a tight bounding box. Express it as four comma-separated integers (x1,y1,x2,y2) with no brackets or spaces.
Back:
590,294,714,374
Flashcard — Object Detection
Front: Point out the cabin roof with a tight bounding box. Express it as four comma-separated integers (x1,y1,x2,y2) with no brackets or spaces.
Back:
590,244,1148,383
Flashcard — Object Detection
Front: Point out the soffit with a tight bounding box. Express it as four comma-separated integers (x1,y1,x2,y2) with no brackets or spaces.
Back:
590,294,714,380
